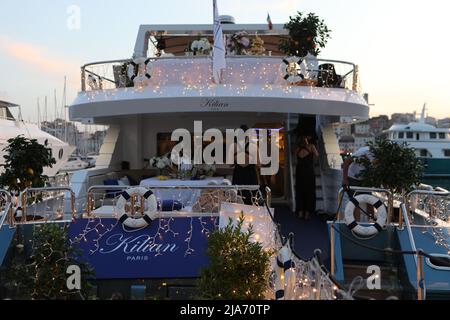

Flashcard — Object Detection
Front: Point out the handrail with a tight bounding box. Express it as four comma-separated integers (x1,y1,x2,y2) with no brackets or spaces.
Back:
86,184,263,216
400,203,425,300
286,113,296,213
0,189,12,230
19,187,76,223
80,56,358,92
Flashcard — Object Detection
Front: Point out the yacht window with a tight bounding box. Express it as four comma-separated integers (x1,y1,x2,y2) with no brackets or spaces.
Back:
430,133,437,139
444,150,450,157
398,132,404,139
416,133,420,141
420,149,428,157
439,133,445,139
406,132,413,139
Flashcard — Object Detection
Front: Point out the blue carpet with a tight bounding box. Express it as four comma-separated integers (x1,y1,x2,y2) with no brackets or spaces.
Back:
273,206,330,264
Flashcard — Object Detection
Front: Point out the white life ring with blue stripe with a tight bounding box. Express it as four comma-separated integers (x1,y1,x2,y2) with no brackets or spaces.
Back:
281,56,306,84
116,187,158,229
344,194,387,237
127,57,153,85
275,242,296,300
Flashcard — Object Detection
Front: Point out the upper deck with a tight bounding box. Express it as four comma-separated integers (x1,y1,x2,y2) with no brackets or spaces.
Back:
69,24,369,124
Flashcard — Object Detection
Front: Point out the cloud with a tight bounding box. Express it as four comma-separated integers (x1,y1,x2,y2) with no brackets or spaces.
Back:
0,35,79,79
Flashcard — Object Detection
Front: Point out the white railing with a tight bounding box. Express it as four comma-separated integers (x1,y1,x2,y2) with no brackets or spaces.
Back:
80,56,359,92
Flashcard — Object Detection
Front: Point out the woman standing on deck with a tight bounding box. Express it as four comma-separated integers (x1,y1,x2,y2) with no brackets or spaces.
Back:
295,135,319,220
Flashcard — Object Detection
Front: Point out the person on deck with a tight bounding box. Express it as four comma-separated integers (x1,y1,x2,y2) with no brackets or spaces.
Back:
295,135,319,220
342,146,375,221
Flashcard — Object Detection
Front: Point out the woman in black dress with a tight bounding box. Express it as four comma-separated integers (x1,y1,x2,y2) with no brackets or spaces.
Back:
295,136,319,220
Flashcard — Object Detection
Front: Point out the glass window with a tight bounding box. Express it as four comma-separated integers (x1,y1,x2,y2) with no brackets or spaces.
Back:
406,132,413,139
398,132,404,139
430,133,437,139
444,150,450,157
439,133,445,139
420,149,428,157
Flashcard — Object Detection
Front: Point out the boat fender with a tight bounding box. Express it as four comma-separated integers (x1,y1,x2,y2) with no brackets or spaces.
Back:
275,242,296,300
116,187,158,229
281,56,306,84
344,194,387,238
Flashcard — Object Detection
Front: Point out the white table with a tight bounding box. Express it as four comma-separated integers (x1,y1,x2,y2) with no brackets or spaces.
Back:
139,177,231,206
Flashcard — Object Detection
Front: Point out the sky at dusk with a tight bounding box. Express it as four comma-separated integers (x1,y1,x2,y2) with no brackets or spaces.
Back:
0,0,449,122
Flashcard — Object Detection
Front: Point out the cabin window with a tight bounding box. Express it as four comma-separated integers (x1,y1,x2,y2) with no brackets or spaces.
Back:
416,133,420,141
398,132,404,139
420,149,428,157
444,150,450,157
430,132,437,139
406,132,413,139
439,133,446,139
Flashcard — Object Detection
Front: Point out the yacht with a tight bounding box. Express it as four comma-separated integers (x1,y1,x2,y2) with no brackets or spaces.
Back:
384,104,450,188
0,99,75,177
1,13,449,301
59,155,91,172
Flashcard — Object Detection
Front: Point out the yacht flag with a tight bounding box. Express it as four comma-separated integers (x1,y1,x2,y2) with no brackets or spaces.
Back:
213,0,226,84
267,13,273,30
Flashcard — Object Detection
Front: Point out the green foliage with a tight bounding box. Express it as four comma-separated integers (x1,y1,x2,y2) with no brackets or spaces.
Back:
198,212,272,300
0,136,56,193
357,138,424,194
3,224,94,300
279,12,331,57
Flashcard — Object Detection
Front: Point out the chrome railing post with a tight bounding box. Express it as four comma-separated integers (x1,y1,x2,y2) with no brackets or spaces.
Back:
417,251,425,300
265,186,272,207
81,66,86,91
0,189,12,230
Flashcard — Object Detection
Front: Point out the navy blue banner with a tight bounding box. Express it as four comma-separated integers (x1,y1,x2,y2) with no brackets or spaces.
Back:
68,217,217,279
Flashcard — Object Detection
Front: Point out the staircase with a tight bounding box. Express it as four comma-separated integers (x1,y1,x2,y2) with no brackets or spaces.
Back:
286,114,326,213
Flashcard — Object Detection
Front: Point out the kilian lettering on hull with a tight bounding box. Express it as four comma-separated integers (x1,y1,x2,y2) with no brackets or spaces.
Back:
201,98,229,109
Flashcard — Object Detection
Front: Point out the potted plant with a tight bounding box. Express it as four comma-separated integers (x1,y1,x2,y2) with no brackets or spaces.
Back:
279,11,331,57
357,138,425,195
198,212,272,300
226,31,251,55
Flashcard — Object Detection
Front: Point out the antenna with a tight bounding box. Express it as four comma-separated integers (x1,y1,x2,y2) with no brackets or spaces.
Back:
63,76,68,143
37,97,41,128
419,103,427,124
44,96,48,123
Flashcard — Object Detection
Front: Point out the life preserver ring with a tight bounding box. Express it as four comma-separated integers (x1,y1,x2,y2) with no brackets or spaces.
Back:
281,56,306,84
116,187,158,229
344,194,387,237
274,242,296,300
127,57,153,85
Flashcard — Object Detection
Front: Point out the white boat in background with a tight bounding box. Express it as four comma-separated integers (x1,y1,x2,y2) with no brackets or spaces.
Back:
0,99,75,177
384,104,450,189
59,156,91,172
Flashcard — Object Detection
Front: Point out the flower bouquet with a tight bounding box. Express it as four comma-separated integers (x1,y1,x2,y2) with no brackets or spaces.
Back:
190,38,212,56
226,31,251,55
149,155,172,178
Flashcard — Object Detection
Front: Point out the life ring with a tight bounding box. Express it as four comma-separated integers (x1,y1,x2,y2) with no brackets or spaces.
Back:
281,56,306,84
274,242,296,300
116,187,158,229
127,57,153,85
344,194,387,237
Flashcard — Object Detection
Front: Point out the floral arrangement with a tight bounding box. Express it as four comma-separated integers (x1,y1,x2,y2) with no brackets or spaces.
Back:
226,31,251,55
149,155,172,177
190,38,212,55
249,35,266,56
